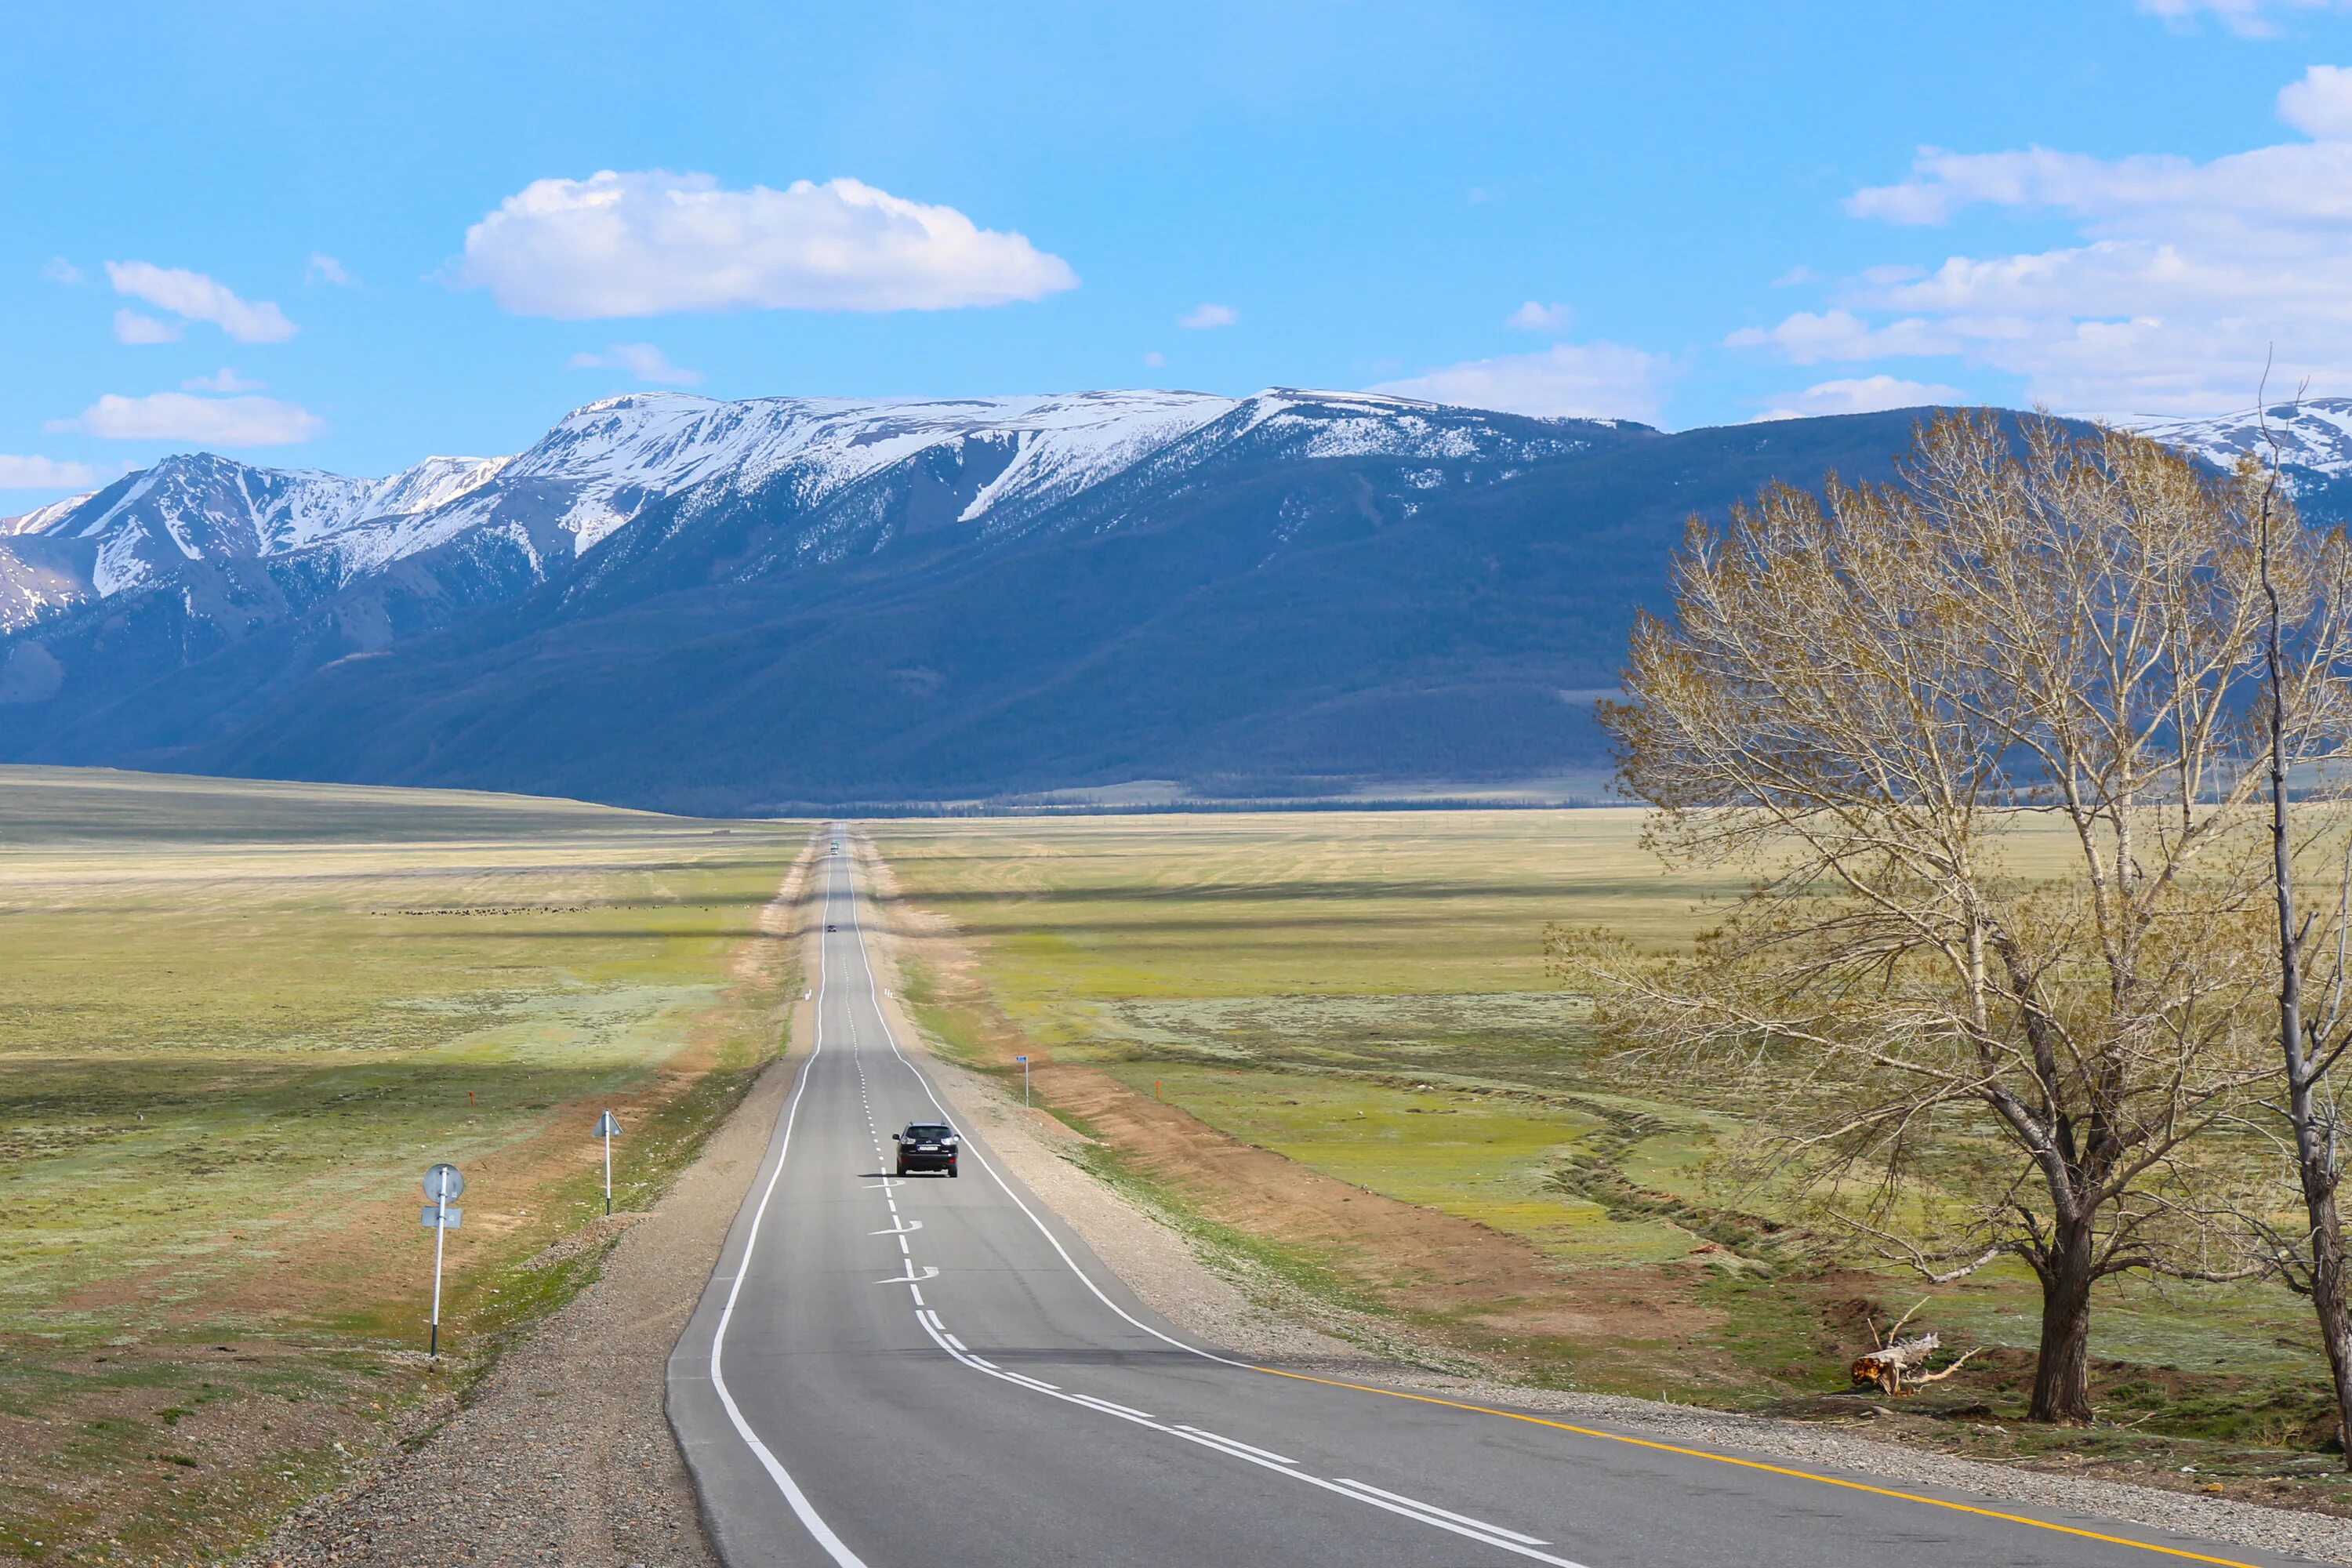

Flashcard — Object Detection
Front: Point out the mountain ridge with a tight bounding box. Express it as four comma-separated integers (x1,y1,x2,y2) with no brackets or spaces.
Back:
1,392,2321,811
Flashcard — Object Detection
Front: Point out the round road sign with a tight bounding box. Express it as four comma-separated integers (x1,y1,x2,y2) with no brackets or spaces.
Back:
423,1163,465,1203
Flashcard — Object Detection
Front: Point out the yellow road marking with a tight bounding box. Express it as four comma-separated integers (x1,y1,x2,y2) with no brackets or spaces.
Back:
1248,1366,2262,1567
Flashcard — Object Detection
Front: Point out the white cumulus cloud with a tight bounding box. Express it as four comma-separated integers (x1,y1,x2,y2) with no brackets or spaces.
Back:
1370,341,1673,423
1507,300,1573,332
567,342,704,386
0,455,99,489
1731,66,2352,412
106,262,296,344
1178,302,1237,330
457,169,1078,318
1757,375,1969,421
49,392,325,446
114,310,183,345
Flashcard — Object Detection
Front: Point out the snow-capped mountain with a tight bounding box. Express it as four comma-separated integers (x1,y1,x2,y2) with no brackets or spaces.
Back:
0,387,1615,637
2121,398,2352,490
0,383,1675,800
0,452,510,631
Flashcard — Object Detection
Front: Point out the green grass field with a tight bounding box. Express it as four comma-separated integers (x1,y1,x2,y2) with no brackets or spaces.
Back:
871,810,2352,1504
0,768,810,1564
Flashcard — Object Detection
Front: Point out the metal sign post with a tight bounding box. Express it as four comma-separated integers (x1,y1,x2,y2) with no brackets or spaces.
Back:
1015,1054,1030,1108
593,1110,622,1215
420,1163,464,1359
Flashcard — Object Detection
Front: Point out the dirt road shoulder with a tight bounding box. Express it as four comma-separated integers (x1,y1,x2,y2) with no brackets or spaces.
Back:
234,843,821,1568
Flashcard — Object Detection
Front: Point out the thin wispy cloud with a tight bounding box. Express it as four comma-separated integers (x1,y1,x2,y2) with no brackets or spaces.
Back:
181,368,263,393
458,169,1077,318
2139,0,2350,36
0,455,99,489
106,262,296,344
42,257,83,286
1506,301,1573,332
307,252,354,286
1178,302,1237,330
1755,374,1966,421
49,391,325,445
1371,341,1672,423
567,342,704,386
113,310,183,345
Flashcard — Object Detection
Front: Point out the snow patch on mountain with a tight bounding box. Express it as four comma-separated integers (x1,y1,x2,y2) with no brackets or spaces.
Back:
506,390,1240,550
2,493,95,537
0,386,1639,647
2115,398,2352,481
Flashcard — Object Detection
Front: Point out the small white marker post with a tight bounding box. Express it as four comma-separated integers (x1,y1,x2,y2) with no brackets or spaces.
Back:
419,1163,464,1359
1015,1054,1030,1107
593,1110,622,1215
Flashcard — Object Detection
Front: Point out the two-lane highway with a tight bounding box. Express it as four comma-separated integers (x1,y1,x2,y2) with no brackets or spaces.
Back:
666,834,2313,1567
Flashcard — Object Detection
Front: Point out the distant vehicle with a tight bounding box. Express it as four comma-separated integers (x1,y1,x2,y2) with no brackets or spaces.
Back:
826,923,837,931
894,1121,960,1178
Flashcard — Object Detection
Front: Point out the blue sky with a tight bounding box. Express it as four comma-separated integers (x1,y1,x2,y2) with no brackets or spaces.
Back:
8,0,2352,497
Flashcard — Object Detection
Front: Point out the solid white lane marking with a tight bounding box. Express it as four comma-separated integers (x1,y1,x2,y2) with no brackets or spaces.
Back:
908,1308,1579,1566
996,1371,1062,1393
871,1220,922,1236
877,1264,940,1286
944,1333,971,1353
702,845,870,1568
1174,1426,1295,1465
840,844,1585,1567
1329,1479,1551,1546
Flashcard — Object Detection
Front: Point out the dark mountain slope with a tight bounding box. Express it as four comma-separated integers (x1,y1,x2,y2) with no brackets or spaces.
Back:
190,409,1929,812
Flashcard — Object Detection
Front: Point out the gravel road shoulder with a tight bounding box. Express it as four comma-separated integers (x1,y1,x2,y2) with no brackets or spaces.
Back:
230,866,821,1568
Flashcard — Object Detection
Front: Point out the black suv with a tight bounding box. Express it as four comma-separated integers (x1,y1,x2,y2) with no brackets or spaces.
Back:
894,1121,960,1178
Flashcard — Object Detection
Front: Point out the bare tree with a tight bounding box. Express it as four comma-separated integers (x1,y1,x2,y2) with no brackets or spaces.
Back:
2245,386,2352,1462
1560,411,2352,1422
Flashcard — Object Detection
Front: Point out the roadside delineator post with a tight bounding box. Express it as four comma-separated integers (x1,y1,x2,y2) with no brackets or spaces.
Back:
420,1163,464,1359
1016,1054,1030,1107
594,1110,623,1216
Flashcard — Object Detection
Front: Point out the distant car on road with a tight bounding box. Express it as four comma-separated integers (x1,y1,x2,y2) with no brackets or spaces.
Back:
826,923,837,931
894,1121,960,1178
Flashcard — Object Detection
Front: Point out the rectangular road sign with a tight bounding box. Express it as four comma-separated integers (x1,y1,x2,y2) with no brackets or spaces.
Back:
420,1205,463,1229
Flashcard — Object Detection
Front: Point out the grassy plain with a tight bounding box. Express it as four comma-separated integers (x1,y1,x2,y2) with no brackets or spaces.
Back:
0,767,810,1565
870,809,2352,1508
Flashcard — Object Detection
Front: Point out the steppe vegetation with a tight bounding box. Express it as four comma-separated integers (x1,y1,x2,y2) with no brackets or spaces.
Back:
871,808,2352,1512
0,768,806,1564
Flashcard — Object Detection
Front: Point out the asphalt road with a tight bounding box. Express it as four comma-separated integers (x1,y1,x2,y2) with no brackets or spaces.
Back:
667,837,2313,1568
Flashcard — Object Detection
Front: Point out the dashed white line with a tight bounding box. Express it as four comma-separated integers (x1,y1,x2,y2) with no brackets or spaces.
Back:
833,835,1582,1568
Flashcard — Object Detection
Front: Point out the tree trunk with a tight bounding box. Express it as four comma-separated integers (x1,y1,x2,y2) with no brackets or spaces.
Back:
2028,1221,2096,1423
2257,445,2352,1467
2296,1134,2352,1461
